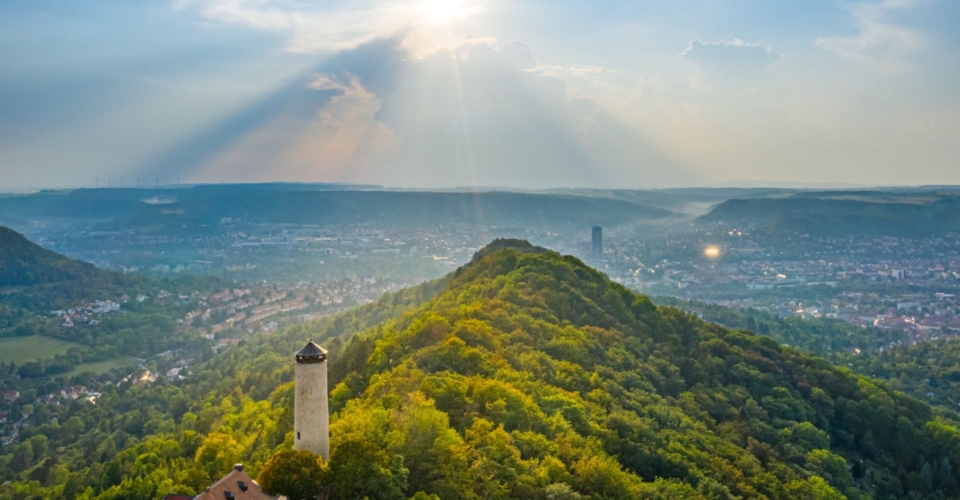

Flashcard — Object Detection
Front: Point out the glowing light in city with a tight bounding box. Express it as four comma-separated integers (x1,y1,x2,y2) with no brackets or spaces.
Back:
704,246,720,258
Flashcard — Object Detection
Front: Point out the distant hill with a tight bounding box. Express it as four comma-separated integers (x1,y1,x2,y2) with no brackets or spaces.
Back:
0,187,677,234
699,192,960,237
0,183,380,221
109,190,677,232
0,226,114,287
10,239,960,498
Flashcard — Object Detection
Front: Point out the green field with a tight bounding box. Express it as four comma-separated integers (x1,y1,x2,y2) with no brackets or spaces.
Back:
62,357,137,376
0,335,82,363
0,336,135,375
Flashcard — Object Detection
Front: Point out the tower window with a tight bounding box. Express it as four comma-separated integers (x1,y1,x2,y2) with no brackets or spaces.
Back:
297,431,300,440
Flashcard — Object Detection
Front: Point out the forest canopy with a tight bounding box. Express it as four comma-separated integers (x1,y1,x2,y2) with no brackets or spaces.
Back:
4,239,960,499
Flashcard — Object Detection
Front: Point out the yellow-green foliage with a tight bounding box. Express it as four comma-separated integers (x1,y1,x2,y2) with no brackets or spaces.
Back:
5,241,960,499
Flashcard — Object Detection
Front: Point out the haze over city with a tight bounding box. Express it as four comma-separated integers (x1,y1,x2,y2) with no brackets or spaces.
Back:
7,3,960,500
2,0,959,189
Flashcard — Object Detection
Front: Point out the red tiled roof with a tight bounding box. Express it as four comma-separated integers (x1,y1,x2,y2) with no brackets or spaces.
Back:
193,465,273,500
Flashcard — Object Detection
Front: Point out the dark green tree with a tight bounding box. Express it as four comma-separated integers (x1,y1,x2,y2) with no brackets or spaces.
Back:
258,450,327,500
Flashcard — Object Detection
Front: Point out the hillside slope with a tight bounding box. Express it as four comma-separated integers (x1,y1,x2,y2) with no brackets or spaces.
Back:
0,226,113,287
324,240,950,499
4,240,960,499
699,193,960,237
0,226,142,342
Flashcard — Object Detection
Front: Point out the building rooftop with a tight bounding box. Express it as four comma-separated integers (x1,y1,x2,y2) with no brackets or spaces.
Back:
296,340,328,363
193,464,273,500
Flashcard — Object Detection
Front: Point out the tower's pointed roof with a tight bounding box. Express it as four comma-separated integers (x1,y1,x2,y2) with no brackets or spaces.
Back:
296,340,327,357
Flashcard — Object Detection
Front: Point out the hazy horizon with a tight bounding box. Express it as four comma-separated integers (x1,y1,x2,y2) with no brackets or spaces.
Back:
2,179,956,195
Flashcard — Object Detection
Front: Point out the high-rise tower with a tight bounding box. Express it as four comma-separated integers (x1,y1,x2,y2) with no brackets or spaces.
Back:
592,226,603,257
294,340,329,461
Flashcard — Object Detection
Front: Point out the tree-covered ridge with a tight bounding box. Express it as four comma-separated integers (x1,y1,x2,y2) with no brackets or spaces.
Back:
0,226,120,288
323,242,950,499
0,189,674,234
652,297,960,417
0,226,153,358
698,193,960,237
5,240,960,499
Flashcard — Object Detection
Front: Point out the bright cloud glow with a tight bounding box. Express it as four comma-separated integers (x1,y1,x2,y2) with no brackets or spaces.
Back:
420,0,465,24
173,0,485,54
1,0,958,189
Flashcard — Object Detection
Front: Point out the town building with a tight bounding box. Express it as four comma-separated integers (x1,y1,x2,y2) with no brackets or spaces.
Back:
592,226,603,257
192,464,271,500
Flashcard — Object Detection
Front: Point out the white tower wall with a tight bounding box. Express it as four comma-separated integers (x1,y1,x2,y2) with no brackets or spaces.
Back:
294,355,329,461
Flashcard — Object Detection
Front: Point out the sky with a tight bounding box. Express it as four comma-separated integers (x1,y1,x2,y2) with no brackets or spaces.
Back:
1,0,958,189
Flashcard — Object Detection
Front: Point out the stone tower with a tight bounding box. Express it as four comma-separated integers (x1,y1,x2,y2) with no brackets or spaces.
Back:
294,340,329,461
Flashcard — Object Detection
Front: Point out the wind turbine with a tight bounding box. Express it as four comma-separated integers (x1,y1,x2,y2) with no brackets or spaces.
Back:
95,177,100,189
119,177,123,188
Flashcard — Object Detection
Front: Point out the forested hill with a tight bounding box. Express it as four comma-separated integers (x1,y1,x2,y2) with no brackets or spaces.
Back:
0,226,138,328
0,226,117,288
699,192,960,237
0,188,676,235
7,240,960,499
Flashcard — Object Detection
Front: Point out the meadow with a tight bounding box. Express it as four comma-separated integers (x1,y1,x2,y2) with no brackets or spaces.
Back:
62,357,137,376
0,335,82,363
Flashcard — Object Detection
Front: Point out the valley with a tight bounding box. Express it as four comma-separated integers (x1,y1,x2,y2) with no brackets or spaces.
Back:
4,187,960,499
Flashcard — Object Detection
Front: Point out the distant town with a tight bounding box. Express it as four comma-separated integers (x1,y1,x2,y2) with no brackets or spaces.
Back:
25,215,960,348
599,228,960,344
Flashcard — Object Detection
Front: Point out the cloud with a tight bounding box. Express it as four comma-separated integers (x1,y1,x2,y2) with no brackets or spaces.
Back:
678,39,783,94
815,0,926,71
173,0,485,54
493,41,538,70
146,0,958,188
679,39,782,68
179,36,688,188
192,73,396,184
339,39,689,187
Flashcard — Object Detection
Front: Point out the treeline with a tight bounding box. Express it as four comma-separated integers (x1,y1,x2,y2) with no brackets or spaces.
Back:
7,348,104,379
698,194,960,238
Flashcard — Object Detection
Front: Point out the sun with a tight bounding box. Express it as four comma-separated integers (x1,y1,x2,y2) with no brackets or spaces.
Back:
420,0,464,24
